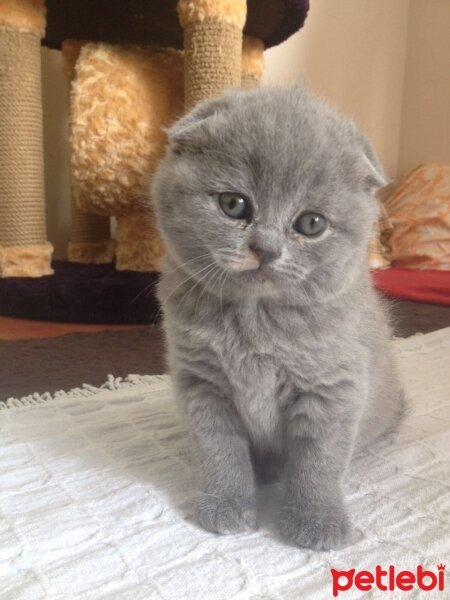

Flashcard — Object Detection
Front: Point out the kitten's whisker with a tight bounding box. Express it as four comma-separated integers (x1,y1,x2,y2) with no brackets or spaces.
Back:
218,268,230,321
130,280,158,304
180,262,218,315
165,262,216,302
131,254,211,305
154,261,217,321
203,265,225,319
165,253,211,276
193,264,222,320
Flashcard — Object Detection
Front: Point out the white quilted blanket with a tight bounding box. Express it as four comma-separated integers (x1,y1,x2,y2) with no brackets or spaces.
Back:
1,328,449,600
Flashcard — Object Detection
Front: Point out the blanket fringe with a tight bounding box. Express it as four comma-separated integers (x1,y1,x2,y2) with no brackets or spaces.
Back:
1,374,169,409
3,329,449,410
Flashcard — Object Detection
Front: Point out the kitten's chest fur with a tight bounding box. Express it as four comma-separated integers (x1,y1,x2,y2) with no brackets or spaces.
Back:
218,300,341,384
211,300,342,451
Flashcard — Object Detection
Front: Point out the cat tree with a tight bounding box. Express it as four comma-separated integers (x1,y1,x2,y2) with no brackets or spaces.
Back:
0,0,309,279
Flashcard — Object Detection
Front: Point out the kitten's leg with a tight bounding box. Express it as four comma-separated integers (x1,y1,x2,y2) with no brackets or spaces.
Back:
180,373,257,534
251,447,283,484
279,387,362,551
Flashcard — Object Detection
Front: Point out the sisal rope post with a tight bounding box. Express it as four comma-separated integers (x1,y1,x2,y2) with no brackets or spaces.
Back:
177,0,247,109
241,35,264,89
62,40,115,264
0,0,53,277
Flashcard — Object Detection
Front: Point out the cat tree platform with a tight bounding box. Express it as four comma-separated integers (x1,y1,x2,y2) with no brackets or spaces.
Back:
43,0,309,51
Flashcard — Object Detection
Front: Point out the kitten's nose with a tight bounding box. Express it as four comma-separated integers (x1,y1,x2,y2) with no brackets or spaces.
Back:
248,244,280,267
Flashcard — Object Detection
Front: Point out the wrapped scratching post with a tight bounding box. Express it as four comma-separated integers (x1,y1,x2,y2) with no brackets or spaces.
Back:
0,0,53,277
62,40,115,265
178,0,247,108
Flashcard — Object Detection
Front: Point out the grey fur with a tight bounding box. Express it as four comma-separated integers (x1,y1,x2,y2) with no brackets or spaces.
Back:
151,87,404,550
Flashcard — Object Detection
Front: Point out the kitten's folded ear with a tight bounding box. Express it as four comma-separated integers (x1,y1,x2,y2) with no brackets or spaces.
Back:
165,96,231,154
356,131,389,191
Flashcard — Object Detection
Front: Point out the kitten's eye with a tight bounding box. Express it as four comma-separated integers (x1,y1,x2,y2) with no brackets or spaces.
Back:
294,212,328,237
218,192,251,220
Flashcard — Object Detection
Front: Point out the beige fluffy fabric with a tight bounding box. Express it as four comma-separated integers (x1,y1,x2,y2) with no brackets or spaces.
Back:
70,44,184,217
68,240,115,265
241,35,264,88
116,213,165,272
0,0,45,36
0,242,53,277
177,0,247,28
61,39,84,78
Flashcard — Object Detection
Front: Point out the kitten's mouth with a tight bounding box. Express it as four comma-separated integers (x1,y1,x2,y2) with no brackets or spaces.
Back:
213,259,282,298
211,248,277,286
237,263,276,282
222,256,278,280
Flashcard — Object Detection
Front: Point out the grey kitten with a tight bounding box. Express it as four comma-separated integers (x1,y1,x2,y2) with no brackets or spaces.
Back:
152,87,404,551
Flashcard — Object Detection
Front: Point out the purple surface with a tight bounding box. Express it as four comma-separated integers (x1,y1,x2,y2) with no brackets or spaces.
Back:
43,0,310,51
0,261,161,324
261,0,310,48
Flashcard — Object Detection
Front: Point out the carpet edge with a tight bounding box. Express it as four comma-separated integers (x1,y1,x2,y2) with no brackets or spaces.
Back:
1,373,171,410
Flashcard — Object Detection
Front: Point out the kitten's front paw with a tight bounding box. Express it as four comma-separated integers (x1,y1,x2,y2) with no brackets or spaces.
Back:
278,503,358,551
195,493,257,535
